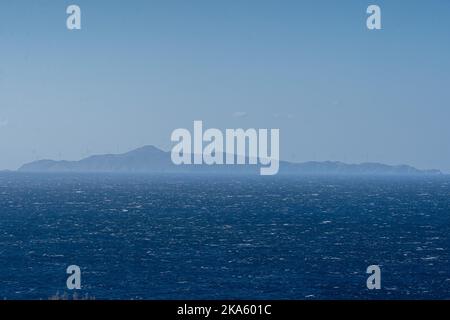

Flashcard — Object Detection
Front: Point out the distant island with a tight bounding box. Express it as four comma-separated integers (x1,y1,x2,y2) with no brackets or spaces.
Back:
18,145,442,176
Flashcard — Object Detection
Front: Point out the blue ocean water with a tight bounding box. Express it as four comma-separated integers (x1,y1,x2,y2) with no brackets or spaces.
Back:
0,173,449,300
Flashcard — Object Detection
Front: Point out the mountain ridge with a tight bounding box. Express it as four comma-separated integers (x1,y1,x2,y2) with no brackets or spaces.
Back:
17,145,443,175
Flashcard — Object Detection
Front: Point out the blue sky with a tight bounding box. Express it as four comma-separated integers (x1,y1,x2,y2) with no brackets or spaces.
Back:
1,0,450,171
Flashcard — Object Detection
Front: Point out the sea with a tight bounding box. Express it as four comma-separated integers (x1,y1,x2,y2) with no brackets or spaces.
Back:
0,172,449,300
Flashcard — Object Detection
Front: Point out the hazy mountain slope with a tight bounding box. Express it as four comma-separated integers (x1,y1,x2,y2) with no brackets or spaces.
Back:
18,145,442,175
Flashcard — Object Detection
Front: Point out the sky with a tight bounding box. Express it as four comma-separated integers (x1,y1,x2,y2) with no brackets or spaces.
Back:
1,0,450,171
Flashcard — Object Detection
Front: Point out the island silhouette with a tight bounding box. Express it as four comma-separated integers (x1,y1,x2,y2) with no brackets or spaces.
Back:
17,145,442,175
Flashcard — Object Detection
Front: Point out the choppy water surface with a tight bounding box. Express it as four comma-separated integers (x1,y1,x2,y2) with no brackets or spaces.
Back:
0,173,449,299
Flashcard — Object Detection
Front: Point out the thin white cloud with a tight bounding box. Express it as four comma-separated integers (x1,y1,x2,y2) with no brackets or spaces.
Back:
0,119,8,128
332,100,341,106
273,113,295,119
232,111,247,118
